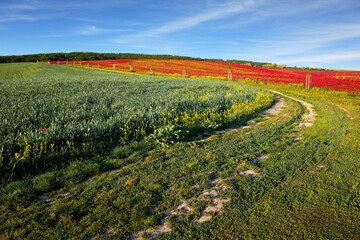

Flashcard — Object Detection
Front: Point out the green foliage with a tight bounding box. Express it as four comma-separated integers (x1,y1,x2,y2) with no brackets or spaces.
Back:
0,52,273,67
0,63,272,184
0,93,304,239
1,63,359,239
149,125,191,148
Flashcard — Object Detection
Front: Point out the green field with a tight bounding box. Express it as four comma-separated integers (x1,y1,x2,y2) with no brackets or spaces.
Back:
0,63,273,185
1,63,360,239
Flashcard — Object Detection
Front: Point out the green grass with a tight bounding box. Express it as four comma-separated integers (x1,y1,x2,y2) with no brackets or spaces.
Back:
0,63,273,185
0,96,302,239
1,63,360,239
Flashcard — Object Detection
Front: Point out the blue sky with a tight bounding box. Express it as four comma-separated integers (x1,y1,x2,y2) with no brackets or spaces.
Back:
1,0,360,70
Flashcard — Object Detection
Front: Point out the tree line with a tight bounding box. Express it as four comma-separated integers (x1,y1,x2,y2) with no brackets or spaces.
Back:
0,52,277,68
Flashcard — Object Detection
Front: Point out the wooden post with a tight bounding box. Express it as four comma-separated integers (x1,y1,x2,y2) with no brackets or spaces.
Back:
227,63,232,80
228,71,232,80
305,74,312,89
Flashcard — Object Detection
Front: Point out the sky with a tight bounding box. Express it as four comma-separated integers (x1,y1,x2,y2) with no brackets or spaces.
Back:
1,0,360,70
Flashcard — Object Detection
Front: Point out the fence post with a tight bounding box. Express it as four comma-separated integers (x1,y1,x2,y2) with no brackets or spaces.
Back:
227,71,232,80
227,64,232,80
305,74,312,89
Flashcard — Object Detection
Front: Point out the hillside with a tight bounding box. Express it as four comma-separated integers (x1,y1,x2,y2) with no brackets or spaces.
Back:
0,52,273,68
1,63,360,239
53,59,360,94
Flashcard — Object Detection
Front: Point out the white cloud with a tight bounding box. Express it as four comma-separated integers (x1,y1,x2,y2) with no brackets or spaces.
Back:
114,0,255,44
293,23,360,44
75,25,132,35
225,22,360,61
217,0,353,30
0,0,134,23
0,0,40,22
279,51,360,64
77,25,104,35
43,24,132,38
66,16,144,27
0,4,37,10
0,14,36,22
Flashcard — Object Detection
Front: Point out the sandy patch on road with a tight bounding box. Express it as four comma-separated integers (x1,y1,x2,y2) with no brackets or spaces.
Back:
269,90,317,128
129,178,231,239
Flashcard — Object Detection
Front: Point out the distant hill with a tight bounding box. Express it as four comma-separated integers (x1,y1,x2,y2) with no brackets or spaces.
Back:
0,52,281,68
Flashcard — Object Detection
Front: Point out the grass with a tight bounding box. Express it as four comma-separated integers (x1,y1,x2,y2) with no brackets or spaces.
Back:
1,97,302,239
1,63,360,239
0,63,273,185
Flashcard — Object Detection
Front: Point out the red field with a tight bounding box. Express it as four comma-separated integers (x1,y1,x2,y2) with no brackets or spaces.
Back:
52,59,360,94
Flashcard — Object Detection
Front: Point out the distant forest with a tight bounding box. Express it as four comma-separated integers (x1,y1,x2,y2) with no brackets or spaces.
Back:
0,52,277,68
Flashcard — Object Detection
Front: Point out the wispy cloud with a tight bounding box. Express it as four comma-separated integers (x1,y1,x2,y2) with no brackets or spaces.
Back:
216,0,360,37
0,14,37,22
278,51,360,64
0,4,37,11
226,22,360,60
0,0,134,23
75,25,132,35
293,23,360,44
0,0,40,22
77,25,104,35
43,24,132,38
114,0,255,44
65,16,144,27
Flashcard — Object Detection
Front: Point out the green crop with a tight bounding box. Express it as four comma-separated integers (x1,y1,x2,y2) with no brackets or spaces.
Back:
1,63,360,239
0,63,273,184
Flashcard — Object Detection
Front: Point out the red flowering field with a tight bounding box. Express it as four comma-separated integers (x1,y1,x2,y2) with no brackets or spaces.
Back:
53,59,360,94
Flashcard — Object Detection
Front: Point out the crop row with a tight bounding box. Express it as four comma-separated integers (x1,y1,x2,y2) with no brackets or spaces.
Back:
51,59,360,94
0,63,273,184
